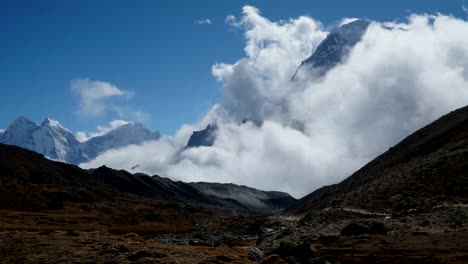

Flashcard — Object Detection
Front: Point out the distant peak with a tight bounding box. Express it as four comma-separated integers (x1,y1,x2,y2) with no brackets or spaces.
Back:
115,122,145,131
339,18,368,28
12,116,34,124
8,116,38,130
41,117,57,125
41,117,70,132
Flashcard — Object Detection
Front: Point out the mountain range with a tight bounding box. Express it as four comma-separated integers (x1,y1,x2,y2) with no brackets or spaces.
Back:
0,104,466,263
0,20,373,164
0,117,160,165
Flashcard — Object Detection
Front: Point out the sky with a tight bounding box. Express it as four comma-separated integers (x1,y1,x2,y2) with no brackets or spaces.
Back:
2,1,468,198
1,0,467,135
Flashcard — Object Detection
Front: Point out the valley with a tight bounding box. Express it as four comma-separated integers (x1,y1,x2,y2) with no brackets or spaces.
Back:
0,105,467,263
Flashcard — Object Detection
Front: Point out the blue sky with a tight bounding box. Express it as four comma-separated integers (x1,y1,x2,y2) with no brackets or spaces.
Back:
1,0,466,135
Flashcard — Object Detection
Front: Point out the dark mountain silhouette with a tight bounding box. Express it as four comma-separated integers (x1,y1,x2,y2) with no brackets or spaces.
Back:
185,124,217,148
0,143,295,213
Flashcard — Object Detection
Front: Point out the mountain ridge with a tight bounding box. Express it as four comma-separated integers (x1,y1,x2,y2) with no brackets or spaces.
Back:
291,19,370,80
0,142,296,213
0,117,160,165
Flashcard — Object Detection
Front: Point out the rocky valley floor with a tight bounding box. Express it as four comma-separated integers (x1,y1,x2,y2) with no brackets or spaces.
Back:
0,205,467,263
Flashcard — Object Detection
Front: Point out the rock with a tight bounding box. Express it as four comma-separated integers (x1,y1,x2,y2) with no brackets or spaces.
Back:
340,222,386,236
66,230,79,237
272,242,315,261
412,231,428,236
245,246,264,261
318,235,338,246
121,233,142,241
340,223,371,236
127,250,167,261
244,222,263,235
39,230,54,236
215,255,232,262
261,255,287,263
367,222,387,235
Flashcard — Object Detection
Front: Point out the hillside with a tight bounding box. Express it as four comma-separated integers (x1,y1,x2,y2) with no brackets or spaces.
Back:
255,105,468,263
294,105,468,214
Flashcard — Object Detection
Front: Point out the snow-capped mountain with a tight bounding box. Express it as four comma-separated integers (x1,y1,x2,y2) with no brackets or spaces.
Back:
292,19,370,80
66,123,160,164
33,118,80,161
0,117,160,164
0,117,79,161
0,117,40,151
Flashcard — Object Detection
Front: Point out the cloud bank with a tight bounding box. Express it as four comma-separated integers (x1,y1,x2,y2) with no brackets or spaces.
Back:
82,7,468,198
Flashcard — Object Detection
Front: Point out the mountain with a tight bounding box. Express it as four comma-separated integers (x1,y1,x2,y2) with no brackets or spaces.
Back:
294,105,468,214
0,142,296,213
254,105,468,263
185,124,217,148
291,19,370,80
67,122,160,164
190,182,297,212
0,117,160,165
0,117,79,161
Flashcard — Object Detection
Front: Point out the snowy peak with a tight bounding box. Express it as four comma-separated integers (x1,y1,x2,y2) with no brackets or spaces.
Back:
303,19,369,68
0,116,78,161
66,122,160,165
106,122,161,143
0,116,39,149
292,19,370,80
34,118,79,161
337,19,370,44
41,118,70,132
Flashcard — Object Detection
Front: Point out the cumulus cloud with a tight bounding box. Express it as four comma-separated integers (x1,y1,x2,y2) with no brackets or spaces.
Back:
71,78,127,117
81,7,468,198
195,19,212,25
76,119,129,142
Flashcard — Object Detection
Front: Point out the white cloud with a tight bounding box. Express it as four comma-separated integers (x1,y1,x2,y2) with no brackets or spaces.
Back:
0,129,4,134
225,15,239,27
71,78,126,117
195,19,212,25
463,4,468,15
81,7,468,198
76,119,129,142
70,78,151,126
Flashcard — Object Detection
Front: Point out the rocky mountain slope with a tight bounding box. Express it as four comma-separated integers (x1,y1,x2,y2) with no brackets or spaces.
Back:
294,105,468,215
256,105,468,263
0,143,295,213
190,182,296,212
185,124,217,148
